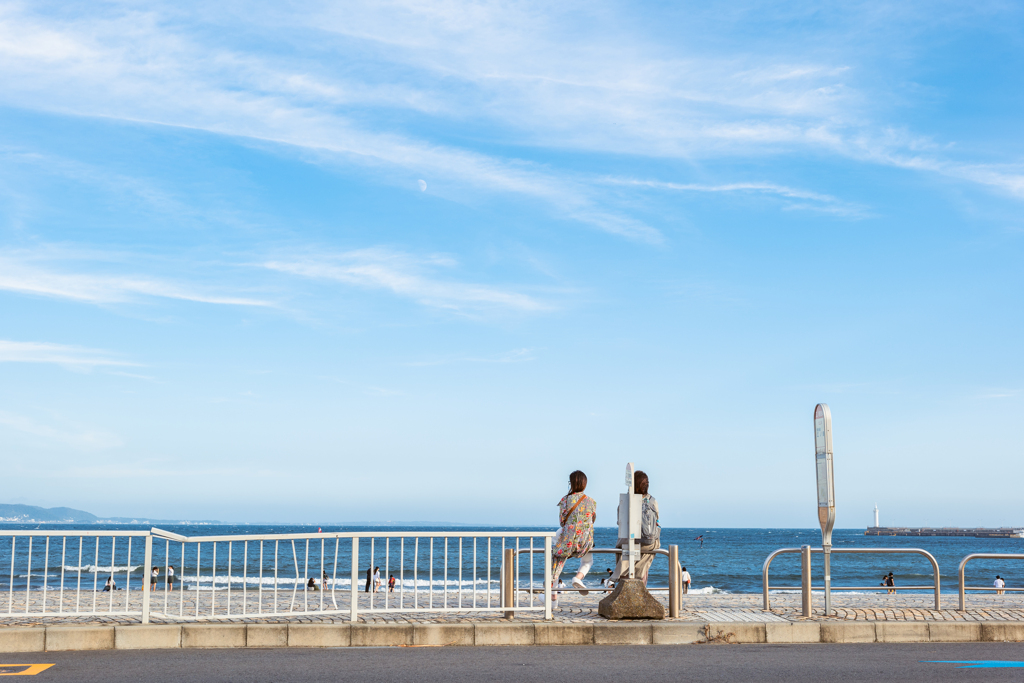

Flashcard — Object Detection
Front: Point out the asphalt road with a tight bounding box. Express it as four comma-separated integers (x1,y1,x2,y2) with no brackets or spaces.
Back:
2,644,1024,682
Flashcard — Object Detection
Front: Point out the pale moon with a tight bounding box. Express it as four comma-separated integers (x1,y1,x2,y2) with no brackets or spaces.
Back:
418,179,427,192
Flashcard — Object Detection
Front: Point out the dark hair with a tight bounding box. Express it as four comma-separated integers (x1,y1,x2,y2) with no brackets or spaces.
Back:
568,470,588,494
634,470,649,495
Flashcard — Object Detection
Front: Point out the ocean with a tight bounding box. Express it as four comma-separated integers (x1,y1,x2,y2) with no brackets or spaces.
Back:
1,524,1020,594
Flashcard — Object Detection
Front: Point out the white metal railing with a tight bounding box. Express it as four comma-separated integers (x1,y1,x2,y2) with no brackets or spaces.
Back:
0,528,554,623
145,529,553,622
0,530,151,619
762,546,941,611
957,553,1024,610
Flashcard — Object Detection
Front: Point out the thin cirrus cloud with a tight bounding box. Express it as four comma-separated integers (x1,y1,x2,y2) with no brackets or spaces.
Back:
264,249,550,313
0,340,136,369
0,0,1020,243
404,348,536,367
602,178,867,217
0,7,659,242
0,410,123,450
0,255,271,307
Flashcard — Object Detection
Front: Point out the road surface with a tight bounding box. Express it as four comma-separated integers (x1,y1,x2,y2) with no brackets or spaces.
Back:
3,643,1024,681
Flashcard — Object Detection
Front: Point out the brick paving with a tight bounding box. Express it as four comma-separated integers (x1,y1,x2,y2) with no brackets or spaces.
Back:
2,589,1023,627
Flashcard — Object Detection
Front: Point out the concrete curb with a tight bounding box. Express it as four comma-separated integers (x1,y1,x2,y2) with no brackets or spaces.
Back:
3,621,1024,651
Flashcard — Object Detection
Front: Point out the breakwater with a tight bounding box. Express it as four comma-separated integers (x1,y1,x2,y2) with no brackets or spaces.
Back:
866,527,1024,539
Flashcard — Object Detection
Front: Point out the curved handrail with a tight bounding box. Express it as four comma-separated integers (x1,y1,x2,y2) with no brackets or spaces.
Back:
763,546,941,610
762,548,800,609
957,553,1024,610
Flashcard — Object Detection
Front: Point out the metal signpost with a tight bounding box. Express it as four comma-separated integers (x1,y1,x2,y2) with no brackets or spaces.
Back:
618,462,642,578
814,403,836,615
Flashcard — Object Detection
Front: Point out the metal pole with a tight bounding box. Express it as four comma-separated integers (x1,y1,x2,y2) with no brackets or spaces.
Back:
800,544,811,617
350,537,358,622
668,544,680,618
543,536,552,620
823,542,832,616
502,548,514,619
141,534,153,624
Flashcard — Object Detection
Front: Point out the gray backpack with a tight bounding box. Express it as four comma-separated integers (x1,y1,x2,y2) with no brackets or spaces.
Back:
641,496,660,544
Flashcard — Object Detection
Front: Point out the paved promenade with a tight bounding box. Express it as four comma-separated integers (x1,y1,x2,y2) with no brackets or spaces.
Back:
2,590,1023,628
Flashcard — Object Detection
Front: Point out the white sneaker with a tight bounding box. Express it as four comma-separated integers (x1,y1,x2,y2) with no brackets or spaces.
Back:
572,577,589,595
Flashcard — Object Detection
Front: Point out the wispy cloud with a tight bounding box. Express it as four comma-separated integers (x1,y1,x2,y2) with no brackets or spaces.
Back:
973,389,1019,399
0,253,272,307
602,178,866,216
0,340,136,369
405,348,535,366
0,410,123,450
265,248,550,313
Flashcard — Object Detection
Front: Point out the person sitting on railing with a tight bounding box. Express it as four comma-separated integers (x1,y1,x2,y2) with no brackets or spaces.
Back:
611,470,660,586
550,470,597,602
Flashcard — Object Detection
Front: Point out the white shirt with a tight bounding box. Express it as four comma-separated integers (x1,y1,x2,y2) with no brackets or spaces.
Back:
681,571,691,584
995,578,1005,588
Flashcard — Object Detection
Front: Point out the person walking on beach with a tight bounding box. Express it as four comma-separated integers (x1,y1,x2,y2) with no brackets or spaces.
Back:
322,570,329,590
151,566,159,591
885,572,896,594
995,575,1006,595
681,566,691,595
388,575,396,592
166,565,175,592
365,566,372,593
373,566,381,593
611,470,660,585
550,470,597,603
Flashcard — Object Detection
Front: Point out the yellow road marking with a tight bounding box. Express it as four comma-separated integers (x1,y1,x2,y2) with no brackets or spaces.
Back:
0,664,55,676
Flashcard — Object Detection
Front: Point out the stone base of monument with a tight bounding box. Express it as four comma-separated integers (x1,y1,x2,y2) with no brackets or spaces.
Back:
597,578,665,620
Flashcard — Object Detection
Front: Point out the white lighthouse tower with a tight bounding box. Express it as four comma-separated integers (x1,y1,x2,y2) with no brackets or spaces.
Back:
873,504,879,528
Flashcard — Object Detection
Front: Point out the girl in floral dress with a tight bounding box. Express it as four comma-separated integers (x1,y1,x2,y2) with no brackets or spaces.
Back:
551,470,597,597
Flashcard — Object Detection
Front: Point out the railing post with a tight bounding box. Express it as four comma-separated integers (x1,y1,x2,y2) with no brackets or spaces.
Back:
668,544,680,618
801,545,811,617
543,536,552,620
350,537,359,622
959,555,968,611
502,548,514,619
141,534,153,624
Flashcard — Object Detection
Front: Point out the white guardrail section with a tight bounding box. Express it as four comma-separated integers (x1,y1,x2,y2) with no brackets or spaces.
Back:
0,530,152,619
762,547,942,610
146,529,554,623
958,553,1024,610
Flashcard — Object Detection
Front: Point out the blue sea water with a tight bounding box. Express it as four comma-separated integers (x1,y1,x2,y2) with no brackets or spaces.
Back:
1,524,1021,595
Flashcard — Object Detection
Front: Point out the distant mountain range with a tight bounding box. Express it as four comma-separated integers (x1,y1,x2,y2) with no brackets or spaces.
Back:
0,504,220,525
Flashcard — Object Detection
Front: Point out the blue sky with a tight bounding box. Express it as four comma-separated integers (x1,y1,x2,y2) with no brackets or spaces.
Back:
1,1,1022,526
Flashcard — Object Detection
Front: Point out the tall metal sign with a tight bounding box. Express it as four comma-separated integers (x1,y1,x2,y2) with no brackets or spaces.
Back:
618,462,642,578
814,403,836,615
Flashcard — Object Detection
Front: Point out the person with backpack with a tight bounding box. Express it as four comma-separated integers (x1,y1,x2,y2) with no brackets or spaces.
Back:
611,470,660,585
